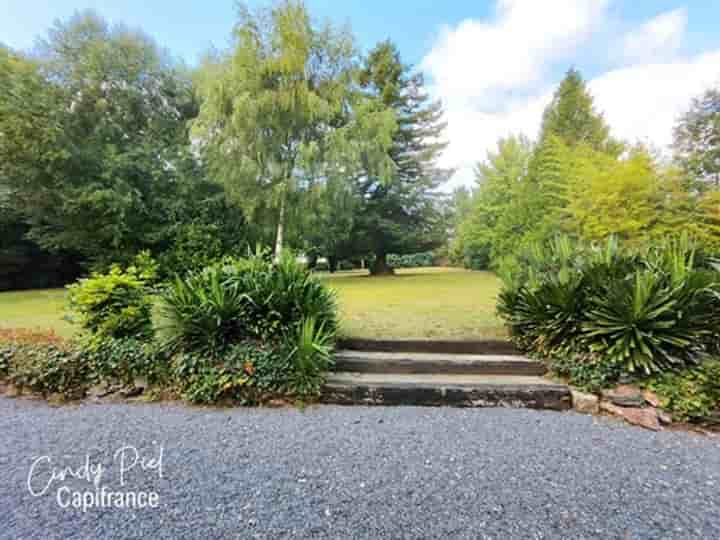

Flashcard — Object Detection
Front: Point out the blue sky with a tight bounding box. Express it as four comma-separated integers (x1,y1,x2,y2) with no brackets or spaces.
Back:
3,1,720,187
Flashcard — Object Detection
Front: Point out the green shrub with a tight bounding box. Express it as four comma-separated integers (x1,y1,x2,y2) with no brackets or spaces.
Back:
283,317,335,395
645,360,720,421
82,337,168,386
157,252,337,354
156,266,253,355
1,342,90,398
387,252,435,268
171,339,327,404
67,252,158,341
498,235,720,382
0,347,10,378
158,223,226,277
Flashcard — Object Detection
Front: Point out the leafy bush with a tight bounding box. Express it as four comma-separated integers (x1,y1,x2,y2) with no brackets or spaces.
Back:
67,252,158,341
157,252,338,402
157,252,337,354
387,252,435,268
82,337,168,386
156,266,253,355
498,235,720,382
171,336,331,404
1,342,90,398
158,223,227,277
645,360,720,422
284,317,335,395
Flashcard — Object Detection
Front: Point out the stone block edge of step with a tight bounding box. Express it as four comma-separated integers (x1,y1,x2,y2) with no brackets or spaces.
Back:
333,351,547,376
321,379,571,411
337,338,518,355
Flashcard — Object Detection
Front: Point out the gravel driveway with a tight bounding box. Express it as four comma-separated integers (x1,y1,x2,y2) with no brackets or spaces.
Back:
2,396,719,540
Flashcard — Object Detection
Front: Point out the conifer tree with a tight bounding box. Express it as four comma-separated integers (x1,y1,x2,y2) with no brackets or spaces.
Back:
353,40,451,274
539,68,621,154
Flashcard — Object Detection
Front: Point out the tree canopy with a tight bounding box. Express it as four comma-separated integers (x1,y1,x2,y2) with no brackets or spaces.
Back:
192,1,397,258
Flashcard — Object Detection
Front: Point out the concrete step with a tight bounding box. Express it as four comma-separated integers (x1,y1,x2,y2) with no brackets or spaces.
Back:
334,350,546,376
337,338,518,355
322,372,571,410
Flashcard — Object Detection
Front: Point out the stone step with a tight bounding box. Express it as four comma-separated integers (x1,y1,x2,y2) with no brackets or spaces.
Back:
337,338,518,355
334,350,546,376
322,372,571,410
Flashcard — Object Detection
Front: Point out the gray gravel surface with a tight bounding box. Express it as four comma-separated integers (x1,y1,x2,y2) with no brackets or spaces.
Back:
1,396,719,540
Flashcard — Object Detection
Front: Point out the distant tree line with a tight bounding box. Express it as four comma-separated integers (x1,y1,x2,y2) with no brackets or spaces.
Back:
450,68,720,270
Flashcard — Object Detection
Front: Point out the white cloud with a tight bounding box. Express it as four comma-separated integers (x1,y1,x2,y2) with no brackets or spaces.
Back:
421,1,720,190
622,8,687,64
422,0,609,108
591,51,720,149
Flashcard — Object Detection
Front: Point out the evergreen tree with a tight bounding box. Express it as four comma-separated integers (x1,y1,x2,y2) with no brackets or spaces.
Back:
539,68,621,154
353,40,451,274
673,87,720,188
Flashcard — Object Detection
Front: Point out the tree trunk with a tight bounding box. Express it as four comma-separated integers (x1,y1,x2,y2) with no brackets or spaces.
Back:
328,256,338,273
274,191,286,261
370,252,394,276
307,253,318,269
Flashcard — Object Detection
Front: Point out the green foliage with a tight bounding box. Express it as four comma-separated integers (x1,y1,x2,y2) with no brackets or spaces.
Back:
284,317,335,396
171,332,332,404
352,40,450,273
673,87,720,188
549,353,624,393
539,68,621,154
1,13,202,265
387,252,435,268
193,1,396,257
1,342,90,398
498,236,720,381
82,338,168,386
645,360,720,421
157,252,338,355
67,253,157,341
157,265,253,355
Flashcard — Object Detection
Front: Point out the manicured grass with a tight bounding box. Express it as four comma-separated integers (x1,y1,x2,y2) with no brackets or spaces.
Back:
0,288,74,338
322,267,506,339
0,267,506,340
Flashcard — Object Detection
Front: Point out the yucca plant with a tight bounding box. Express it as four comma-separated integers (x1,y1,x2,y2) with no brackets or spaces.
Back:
582,269,710,374
284,317,336,396
498,270,586,353
156,267,253,356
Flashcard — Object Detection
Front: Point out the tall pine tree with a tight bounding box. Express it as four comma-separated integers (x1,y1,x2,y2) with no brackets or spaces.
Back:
353,40,451,275
539,68,620,154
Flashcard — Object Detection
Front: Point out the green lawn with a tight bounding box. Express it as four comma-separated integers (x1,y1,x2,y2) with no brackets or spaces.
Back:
323,267,506,339
0,288,74,338
0,267,506,340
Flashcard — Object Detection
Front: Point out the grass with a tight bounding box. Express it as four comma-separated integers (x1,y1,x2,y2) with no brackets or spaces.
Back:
0,288,74,338
323,267,506,339
0,267,505,340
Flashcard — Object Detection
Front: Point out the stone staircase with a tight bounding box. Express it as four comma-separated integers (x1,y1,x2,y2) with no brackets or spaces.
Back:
322,340,571,410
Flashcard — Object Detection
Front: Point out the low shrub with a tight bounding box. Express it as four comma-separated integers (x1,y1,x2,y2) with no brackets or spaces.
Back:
156,266,253,355
644,360,720,422
0,328,65,346
156,252,338,402
1,341,90,398
172,342,280,404
170,333,331,404
157,252,337,353
387,251,435,268
67,252,158,342
284,317,335,396
82,337,169,387
498,235,720,385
